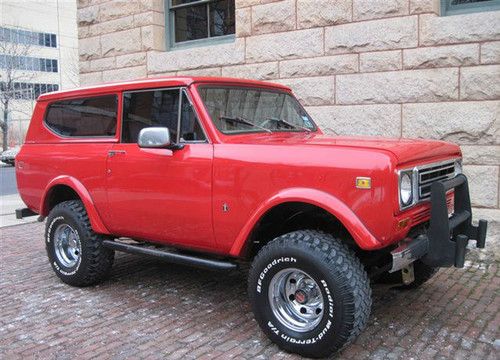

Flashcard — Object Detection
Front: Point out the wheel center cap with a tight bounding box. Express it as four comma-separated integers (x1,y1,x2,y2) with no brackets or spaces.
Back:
294,290,307,304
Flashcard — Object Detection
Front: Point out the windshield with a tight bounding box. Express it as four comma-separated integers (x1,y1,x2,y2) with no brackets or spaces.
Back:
198,86,317,134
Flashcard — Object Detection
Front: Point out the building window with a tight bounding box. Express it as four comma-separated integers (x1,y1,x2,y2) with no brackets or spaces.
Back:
0,27,57,48
0,82,59,100
0,55,58,73
441,0,500,15
167,0,235,48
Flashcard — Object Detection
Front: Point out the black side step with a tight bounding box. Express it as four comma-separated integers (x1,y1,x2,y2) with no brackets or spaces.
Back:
16,208,37,219
102,240,238,271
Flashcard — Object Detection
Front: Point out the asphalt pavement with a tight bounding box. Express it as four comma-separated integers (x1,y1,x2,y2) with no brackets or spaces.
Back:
0,165,35,227
1,166,18,196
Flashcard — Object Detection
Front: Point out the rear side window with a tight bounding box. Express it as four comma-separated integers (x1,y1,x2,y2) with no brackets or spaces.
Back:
44,95,117,137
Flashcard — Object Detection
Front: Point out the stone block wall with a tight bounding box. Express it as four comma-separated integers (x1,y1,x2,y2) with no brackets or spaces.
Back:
77,0,500,244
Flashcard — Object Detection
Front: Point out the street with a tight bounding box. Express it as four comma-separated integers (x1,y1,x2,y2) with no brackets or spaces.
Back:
0,165,35,227
1,166,18,196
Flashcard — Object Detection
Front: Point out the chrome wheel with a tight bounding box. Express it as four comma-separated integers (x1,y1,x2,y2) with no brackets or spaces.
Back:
54,224,81,268
268,268,325,332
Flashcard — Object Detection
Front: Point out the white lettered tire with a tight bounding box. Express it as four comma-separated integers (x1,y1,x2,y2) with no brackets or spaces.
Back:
248,230,371,358
45,200,114,287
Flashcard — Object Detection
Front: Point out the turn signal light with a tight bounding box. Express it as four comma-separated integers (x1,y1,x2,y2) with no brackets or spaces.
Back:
355,177,371,189
398,218,410,230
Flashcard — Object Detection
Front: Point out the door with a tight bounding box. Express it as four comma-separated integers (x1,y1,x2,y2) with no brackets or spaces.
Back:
105,88,215,251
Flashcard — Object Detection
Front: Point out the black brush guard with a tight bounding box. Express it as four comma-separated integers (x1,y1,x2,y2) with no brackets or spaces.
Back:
422,174,487,268
391,174,487,272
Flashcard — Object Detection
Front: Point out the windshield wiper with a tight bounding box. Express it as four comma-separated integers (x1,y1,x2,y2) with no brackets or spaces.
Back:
264,117,311,132
219,116,272,133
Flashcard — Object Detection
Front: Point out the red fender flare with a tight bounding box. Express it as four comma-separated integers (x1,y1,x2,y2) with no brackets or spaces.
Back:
40,176,110,235
229,187,382,257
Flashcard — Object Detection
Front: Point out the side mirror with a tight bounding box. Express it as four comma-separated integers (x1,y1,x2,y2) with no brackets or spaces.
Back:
138,127,171,148
138,127,184,150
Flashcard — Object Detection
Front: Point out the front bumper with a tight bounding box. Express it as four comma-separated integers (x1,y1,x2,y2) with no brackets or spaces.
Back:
391,174,487,272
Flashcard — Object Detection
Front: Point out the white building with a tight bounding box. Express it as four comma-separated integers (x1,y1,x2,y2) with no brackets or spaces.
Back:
0,0,78,147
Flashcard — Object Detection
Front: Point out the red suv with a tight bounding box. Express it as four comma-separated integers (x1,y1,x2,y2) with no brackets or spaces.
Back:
16,77,487,358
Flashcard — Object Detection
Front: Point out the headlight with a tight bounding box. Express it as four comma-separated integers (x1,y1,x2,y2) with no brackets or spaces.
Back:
400,172,413,207
455,159,462,176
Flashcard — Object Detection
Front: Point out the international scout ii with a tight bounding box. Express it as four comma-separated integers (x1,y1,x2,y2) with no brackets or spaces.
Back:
16,77,487,358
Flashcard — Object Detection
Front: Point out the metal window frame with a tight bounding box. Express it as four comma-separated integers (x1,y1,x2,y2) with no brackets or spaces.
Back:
121,87,209,144
441,0,500,16
165,0,235,50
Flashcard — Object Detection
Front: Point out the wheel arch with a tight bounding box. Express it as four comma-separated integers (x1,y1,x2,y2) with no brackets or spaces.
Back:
230,188,382,258
40,176,110,235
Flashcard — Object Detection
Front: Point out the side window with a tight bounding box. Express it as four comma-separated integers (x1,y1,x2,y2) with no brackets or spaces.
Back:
45,95,117,137
180,91,205,142
122,89,179,143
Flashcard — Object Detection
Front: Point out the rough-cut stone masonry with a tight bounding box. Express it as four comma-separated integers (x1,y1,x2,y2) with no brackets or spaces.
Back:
76,0,500,248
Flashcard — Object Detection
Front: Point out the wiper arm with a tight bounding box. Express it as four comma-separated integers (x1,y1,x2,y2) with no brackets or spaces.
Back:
219,116,272,133
265,117,311,132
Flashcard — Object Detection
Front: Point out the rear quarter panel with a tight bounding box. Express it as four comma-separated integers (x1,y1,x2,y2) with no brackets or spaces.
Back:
16,96,119,224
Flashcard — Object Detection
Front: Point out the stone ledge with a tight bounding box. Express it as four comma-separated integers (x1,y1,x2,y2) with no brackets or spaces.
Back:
147,40,245,73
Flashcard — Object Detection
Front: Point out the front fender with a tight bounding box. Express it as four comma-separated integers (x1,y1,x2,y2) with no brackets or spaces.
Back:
229,187,382,257
40,176,110,235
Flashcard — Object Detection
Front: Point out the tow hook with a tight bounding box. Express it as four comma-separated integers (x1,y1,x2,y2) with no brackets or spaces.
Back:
401,264,415,285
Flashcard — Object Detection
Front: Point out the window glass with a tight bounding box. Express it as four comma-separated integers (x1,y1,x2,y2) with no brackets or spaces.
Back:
45,95,117,137
180,92,205,141
198,87,316,134
122,90,180,143
442,0,500,15
174,3,208,42
0,55,58,72
209,0,235,37
170,0,235,45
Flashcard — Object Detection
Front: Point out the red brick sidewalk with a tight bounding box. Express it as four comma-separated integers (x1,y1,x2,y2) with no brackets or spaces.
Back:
1,223,498,359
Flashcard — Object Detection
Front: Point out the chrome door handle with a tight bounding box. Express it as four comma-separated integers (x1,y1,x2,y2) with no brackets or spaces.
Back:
108,150,126,157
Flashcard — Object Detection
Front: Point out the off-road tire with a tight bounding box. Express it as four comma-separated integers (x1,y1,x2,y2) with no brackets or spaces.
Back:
248,230,372,358
45,200,114,287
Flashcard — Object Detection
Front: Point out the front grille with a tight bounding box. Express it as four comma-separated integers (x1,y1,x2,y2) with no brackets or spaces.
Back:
412,196,454,225
417,161,456,199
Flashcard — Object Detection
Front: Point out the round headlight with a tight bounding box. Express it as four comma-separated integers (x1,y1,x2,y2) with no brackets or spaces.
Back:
400,173,413,206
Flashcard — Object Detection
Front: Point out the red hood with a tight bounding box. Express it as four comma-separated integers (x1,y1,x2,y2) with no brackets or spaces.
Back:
225,133,461,165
